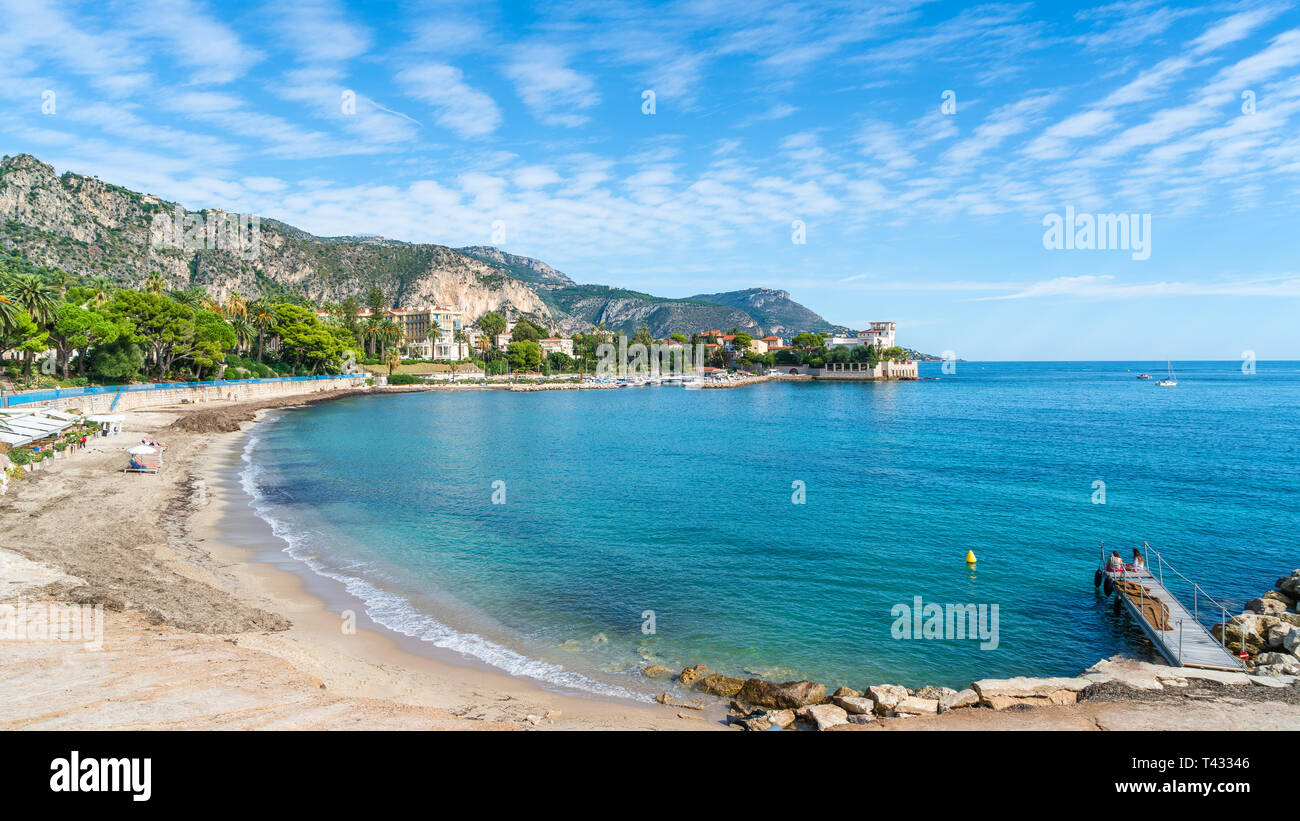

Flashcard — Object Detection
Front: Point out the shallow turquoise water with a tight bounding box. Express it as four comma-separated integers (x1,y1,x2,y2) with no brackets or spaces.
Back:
241,362,1300,694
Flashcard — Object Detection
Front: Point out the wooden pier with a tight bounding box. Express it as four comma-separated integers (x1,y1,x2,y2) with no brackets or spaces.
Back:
1103,546,1245,671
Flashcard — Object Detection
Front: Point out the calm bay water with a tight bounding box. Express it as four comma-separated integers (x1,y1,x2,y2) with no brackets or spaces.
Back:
240,362,1300,696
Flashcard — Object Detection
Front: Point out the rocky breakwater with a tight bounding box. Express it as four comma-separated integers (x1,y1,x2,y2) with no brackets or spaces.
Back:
699,375,771,390
647,663,982,731
1209,569,1300,676
507,382,617,392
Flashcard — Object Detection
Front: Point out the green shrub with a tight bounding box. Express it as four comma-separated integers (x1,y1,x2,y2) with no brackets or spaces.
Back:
54,441,68,452
7,449,31,466
387,373,420,385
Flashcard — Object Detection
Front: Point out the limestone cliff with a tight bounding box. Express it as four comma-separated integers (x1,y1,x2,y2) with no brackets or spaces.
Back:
0,152,852,339
0,153,551,321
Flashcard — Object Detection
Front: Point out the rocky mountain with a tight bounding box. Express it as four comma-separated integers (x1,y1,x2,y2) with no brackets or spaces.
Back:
0,152,851,340
687,288,848,337
0,153,551,323
456,246,576,288
535,285,764,338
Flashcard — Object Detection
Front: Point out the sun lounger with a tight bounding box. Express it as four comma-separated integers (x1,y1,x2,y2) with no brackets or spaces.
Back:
125,459,160,474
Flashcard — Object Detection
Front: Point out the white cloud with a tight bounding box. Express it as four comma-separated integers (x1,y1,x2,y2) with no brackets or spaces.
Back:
503,45,600,127
398,63,502,139
978,274,1300,300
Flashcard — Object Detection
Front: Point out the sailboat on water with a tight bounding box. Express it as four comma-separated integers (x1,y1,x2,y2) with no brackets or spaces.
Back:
1156,361,1177,387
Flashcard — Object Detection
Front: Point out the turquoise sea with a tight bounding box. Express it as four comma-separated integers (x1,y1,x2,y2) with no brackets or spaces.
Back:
239,362,1300,697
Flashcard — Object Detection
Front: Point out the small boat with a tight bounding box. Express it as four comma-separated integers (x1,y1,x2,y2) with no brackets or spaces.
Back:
1136,372,1151,380
1156,361,1177,387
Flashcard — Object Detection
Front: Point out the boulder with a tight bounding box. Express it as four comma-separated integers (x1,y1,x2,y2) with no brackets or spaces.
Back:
677,664,709,687
1262,589,1298,608
846,714,875,725
939,688,980,712
914,685,958,701
971,677,1091,710
1247,597,1288,616
655,692,707,710
832,695,875,715
1254,651,1295,666
832,686,861,698
729,712,775,731
894,697,939,715
640,664,674,680
798,703,848,731
768,709,796,729
1285,629,1300,654
865,684,910,716
737,679,826,709
1276,612,1300,628
1266,622,1295,650
697,674,745,698
1277,571,1300,598
1212,616,1269,655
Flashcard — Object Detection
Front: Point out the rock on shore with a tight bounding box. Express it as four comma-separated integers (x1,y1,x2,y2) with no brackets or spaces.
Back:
1210,569,1300,675
671,574,1300,730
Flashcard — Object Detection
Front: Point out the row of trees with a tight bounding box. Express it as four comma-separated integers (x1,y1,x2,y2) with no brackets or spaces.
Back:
0,251,355,388
1,250,904,387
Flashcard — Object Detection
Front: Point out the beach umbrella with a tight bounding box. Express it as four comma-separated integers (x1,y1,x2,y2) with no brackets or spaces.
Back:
127,445,157,455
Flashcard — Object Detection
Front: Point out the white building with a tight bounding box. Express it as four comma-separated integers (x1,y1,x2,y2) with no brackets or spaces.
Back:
539,337,574,357
825,321,896,350
318,307,469,360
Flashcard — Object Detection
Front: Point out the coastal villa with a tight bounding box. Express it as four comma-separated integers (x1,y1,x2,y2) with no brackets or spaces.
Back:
825,321,896,350
319,307,469,360
539,337,574,357
769,321,917,380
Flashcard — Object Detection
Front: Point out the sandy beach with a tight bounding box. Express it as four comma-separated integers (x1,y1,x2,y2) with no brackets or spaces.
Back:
3,388,1299,731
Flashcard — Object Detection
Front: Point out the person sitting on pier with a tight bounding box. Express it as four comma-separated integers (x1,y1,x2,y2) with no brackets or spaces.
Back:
1107,551,1124,571
1128,548,1146,571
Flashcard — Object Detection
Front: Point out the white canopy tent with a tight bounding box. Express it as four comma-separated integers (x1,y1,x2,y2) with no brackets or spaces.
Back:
0,407,79,449
86,414,125,436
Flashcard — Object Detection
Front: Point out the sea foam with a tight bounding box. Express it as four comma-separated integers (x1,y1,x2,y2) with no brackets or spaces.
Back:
237,430,646,701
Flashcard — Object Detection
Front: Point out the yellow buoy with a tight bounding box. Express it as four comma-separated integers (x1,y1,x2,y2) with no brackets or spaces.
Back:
965,550,977,564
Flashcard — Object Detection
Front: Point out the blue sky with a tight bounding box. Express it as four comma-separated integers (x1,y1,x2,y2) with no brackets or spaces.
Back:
2,0,1299,359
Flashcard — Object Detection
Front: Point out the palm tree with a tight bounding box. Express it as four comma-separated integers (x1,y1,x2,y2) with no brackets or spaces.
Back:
86,276,114,306
250,305,274,362
0,291,19,336
426,320,441,359
230,314,254,354
7,273,59,325
52,269,75,298
384,349,401,375
6,273,59,378
223,291,246,319
378,319,401,357
144,272,168,294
